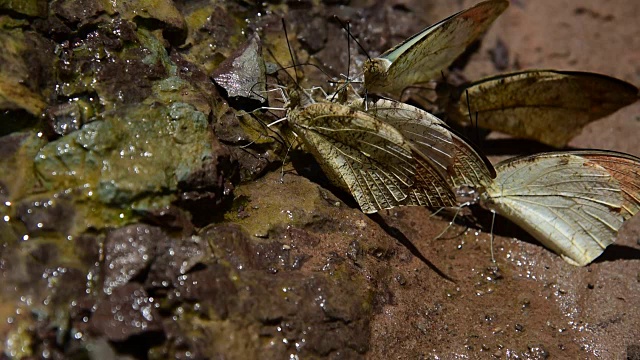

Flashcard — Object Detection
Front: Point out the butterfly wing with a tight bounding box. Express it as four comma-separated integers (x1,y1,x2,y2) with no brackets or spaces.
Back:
351,98,495,195
288,102,456,213
448,131,496,190
578,151,640,217
483,151,640,266
447,70,639,147
364,0,508,95
349,98,453,173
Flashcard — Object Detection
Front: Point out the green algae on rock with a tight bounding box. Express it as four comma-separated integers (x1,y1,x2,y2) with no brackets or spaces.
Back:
35,102,219,211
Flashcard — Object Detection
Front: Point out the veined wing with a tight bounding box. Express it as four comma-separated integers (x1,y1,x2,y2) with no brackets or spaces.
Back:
349,98,495,193
363,0,508,95
483,151,640,266
347,98,453,174
449,130,495,189
447,70,639,147
578,151,640,217
288,102,456,213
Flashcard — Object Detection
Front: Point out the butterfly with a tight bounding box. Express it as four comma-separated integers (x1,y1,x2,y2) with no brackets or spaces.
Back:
477,151,640,266
440,70,640,147
363,0,509,96
284,92,458,213
346,97,496,192
347,101,640,265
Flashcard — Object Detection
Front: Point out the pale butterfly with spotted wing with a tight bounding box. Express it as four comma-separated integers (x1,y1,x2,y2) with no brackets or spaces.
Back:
481,151,640,266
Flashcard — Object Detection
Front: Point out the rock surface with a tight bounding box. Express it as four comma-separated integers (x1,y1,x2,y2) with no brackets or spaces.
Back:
0,0,638,359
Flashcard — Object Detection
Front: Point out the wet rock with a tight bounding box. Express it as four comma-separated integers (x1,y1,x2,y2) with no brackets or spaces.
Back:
161,253,372,358
527,343,549,359
88,283,163,342
146,233,209,290
169,52,223,116
15,198,75,236
0,29,49,128
628,345,640,360
53,20,166,109
50,0,112,26
102,224,164,294
297,14,328,54
35,102,226,213
74,232,102,267
0,131,46,202
178,3,247,73
173,263,237,319
205,223,310,273
139,205,195,235
116,0,187,45
44,97,99,138
228,170,344,238
3,319,36,359
0,0,47,17
213,34,266,105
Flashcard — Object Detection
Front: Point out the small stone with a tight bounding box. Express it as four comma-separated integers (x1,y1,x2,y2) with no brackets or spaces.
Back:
395,274,407,286
527,343,549,359
88,284,162,342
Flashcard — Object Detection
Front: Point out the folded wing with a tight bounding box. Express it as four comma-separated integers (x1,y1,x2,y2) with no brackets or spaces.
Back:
447,70,639,147
364,0,508,95
483,151,640,266
288,102,457,213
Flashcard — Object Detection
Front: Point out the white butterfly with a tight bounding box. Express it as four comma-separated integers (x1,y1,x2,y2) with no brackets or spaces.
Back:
348,97,640,266
479,151,640,266
363,0,509,95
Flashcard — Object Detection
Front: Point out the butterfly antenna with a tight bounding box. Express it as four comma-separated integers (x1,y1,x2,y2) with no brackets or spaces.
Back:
330,20,355,102
333,15,371,61
465,89,481,144
346,21,351,82
489,210,496,263
465,89,473,125
248,81,269,103
282,18,300,85
474,112,480,144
